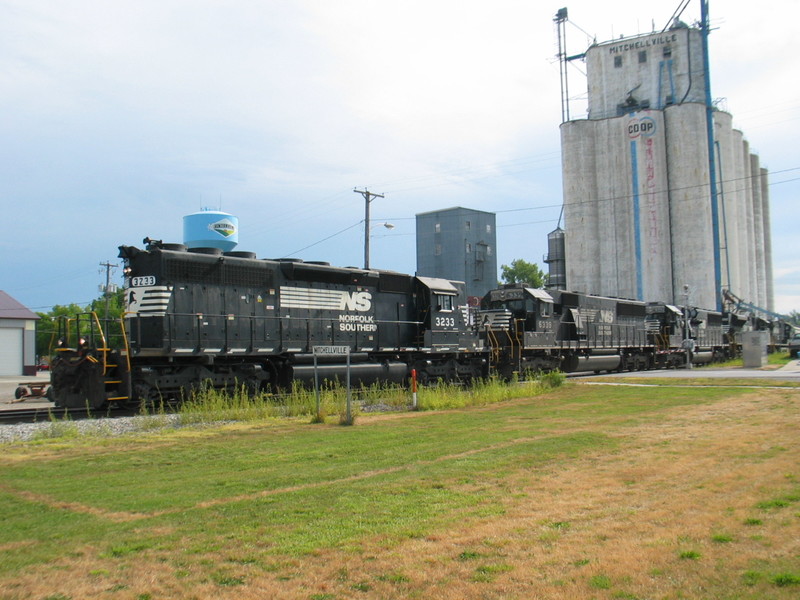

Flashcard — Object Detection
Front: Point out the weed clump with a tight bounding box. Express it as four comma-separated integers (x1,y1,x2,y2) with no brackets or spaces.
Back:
417,371,564,411
177,372,566,422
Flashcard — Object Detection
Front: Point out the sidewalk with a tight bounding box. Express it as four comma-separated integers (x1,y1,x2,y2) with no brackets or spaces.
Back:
777,358,800,372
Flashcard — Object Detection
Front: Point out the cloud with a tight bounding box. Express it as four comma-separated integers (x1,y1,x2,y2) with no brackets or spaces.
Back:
0,0,797,315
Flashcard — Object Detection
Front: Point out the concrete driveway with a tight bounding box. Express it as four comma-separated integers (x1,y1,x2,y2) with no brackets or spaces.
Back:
575,358,800,383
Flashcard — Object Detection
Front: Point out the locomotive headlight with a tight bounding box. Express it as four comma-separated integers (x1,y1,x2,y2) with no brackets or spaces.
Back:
123,267,132,276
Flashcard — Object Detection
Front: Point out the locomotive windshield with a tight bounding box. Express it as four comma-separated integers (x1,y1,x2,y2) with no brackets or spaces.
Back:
484,287,553,318
436,294,454,311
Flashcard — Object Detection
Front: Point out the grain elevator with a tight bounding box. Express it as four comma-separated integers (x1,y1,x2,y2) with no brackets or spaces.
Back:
556,5,773,312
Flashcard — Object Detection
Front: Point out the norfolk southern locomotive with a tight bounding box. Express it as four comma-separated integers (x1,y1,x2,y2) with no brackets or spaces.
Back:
49,240,486,408
49,240,763,410
476,284,727,379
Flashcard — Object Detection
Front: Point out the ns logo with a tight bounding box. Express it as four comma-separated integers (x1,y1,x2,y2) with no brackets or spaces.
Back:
340,291,372,312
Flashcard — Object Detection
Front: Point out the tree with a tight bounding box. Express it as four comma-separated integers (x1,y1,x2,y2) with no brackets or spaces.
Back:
500,259,546,288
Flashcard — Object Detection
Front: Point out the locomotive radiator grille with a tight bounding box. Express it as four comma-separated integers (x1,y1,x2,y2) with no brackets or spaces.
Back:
477,310,512,331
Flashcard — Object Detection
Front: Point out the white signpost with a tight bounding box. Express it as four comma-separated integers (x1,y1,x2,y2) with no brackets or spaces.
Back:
312,346,352,424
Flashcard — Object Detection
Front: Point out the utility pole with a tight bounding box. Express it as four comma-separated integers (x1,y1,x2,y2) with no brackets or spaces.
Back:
99,261,118,324
700,0,722,311
353,188,384,269
682,284,693,370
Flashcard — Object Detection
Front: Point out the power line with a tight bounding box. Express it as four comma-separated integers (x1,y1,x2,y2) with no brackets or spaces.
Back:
286,166,799,257
285,220,363,257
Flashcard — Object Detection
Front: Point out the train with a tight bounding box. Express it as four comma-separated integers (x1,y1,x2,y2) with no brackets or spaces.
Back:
48,239,782,409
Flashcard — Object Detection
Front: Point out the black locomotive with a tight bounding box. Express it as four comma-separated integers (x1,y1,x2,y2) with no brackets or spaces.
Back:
476,284,728,377
49,240,487,409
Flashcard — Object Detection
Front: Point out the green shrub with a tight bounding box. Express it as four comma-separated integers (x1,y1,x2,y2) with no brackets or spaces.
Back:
772,572,800,587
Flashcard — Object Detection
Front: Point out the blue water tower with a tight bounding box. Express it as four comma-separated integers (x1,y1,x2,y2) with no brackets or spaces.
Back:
183,209,239,252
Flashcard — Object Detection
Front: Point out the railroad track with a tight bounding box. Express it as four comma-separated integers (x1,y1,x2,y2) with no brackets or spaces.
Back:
0,406,137,425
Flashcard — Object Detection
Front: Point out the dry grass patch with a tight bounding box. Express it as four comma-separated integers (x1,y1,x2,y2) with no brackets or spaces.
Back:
1,387,797,599
255,389,800,600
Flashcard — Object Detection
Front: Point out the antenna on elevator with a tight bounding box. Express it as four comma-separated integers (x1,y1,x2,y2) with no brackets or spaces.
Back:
555,8,570,123
554,8,590,123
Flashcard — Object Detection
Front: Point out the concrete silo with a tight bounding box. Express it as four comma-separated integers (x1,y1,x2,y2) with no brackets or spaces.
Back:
544,227,567,289
561,119,600,294
663,102,716,310
714,111,739,294
750,154,766,308
562,108,676,303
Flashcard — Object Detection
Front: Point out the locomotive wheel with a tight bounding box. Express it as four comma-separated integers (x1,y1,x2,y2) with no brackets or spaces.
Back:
243,377,262,397
132,381,164,411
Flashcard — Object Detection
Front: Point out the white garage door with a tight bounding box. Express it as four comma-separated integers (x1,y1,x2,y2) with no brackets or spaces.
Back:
0,328,23,376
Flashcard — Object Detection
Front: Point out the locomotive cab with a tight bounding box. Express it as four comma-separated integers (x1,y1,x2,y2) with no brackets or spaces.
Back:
479,285,556,346
477,285,560,377
411,276,485,383
415,276,475,351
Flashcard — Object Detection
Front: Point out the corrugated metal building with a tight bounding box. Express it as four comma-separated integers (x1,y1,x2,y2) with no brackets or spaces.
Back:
416,207,497,304
560,21,772,311
0,291,39,375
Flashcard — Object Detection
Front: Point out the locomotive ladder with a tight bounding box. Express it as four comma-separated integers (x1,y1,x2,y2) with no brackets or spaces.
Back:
481,310,515,376
101,313,133,403
485,327,503,369
483,325,518,376
95,313,133,404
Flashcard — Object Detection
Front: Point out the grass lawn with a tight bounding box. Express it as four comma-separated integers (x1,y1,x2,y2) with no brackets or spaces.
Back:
0,381,798,599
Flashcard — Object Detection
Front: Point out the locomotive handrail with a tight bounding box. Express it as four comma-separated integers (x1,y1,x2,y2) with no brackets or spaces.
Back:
120,313,133,372
54,315,74,350
84,312,110,374
54,312,107,351
88,311,109,351
483,325,498,367
512,318,524,372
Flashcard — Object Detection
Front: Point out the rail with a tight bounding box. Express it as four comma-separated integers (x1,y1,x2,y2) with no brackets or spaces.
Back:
0,404,141,425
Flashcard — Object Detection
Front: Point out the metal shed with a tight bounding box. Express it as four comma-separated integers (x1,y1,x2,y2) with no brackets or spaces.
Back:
0,291,39,375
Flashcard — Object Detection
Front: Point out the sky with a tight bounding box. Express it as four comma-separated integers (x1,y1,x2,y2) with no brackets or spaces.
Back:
2,0,798,315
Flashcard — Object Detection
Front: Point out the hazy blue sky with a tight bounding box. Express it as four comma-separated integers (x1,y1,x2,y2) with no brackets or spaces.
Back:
2,0,798,313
